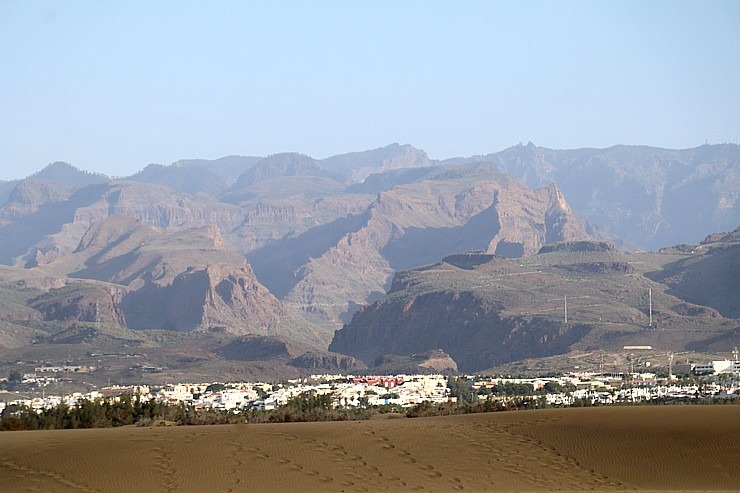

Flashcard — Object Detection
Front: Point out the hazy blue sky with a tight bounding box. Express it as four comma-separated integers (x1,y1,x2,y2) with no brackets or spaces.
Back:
1,1,739,180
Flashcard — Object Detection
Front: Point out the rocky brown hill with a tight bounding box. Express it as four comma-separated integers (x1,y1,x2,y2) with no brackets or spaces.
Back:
2,216,316,343
0,143,736,379
250,167,597,326
648,228,740,318
0,158,603,334
330,238,740,372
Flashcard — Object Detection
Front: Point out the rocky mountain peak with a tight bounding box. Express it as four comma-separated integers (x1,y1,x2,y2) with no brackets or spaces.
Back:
31,162,107,185
319,143,431,183
545,183,571,214
233,153,327,187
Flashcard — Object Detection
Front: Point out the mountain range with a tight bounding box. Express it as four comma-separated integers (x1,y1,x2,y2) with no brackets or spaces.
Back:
0,143,737,381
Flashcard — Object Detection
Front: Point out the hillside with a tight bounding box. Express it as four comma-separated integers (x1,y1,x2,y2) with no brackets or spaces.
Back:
0,178,247,268
0,217,345,383
250,166,596,326
0,143,736,381
128,155,261,196
330,237,739,373
648,227,740,318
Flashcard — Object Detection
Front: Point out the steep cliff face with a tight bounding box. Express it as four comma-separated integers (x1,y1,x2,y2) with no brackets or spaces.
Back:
103,182,246,231
121,263,285,333
329,290,590,372
454,143,740,249
27,217,290,338
29,283,127,327
288,351,367,371
231,193,374,253
278,174,594,325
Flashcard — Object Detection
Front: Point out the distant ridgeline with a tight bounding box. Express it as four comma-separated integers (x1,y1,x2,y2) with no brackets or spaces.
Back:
0,144,736,380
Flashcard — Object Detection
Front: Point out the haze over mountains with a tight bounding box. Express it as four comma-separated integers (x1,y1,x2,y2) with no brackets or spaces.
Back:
0,143,737,379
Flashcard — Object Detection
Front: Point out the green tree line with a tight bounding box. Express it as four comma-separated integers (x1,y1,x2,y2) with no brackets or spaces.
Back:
0,391,371,431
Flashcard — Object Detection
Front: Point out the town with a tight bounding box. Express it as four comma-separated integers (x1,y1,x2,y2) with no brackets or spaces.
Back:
2,356,739,418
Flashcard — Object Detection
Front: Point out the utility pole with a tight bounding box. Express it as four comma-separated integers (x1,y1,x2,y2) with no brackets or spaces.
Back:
649,288,653,326
668,352,674,381
564,295,568,324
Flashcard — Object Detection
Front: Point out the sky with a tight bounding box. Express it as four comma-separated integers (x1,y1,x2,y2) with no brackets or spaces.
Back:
1,1,739,181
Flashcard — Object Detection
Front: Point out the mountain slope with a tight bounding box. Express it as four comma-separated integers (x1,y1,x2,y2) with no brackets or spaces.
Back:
0,179,248,267
319,143,432,182
449,143,739,249
14,216,317,342
648,228,740,318
252,167,597,326
127,155,261,196
330,239,738,372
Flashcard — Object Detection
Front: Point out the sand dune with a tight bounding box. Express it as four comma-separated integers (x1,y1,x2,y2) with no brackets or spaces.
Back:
1,406,738,492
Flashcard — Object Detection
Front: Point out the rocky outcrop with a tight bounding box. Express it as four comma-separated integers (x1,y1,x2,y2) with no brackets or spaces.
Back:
411,350,459,373
29,283,127,326
0,180,74,222
555,262,634,275
331,232,740,371
121,263,285,333
216,336,300,361
288,351,367,372
539,241,616,254
24,218,291,338
442,252,502,270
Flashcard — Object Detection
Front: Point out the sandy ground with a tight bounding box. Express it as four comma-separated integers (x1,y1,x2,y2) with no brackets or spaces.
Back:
0,406,738,492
